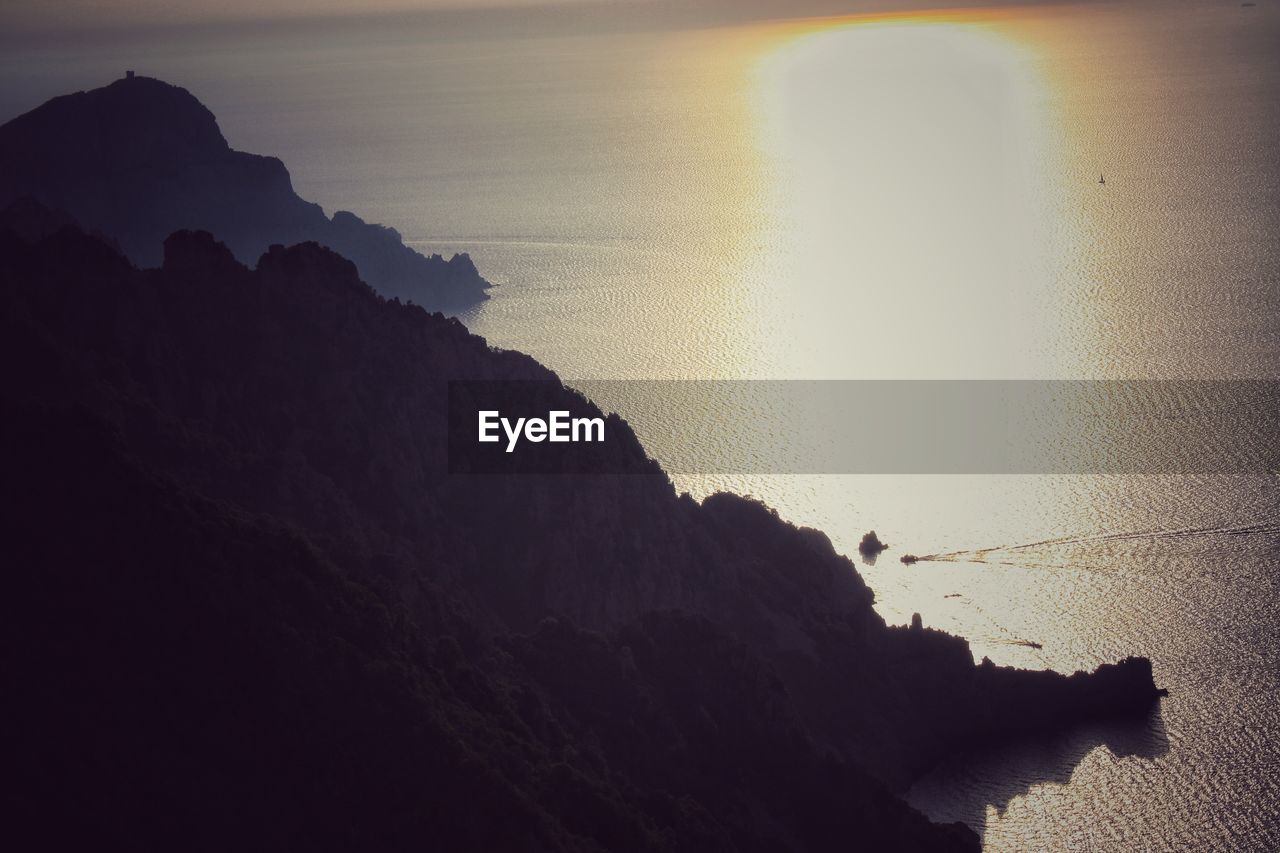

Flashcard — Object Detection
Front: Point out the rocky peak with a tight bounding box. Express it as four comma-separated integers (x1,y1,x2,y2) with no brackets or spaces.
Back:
163,229,240,274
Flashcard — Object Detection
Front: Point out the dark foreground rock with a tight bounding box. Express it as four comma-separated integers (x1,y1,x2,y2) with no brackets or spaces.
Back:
0,210,1163,851
0,74,490,308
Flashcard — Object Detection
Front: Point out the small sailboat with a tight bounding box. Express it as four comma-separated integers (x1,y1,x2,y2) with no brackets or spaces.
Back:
1099,173,1106,185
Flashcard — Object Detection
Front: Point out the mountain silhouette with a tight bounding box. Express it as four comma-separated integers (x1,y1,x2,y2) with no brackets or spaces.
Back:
0,202,1163,850
0,74,489,309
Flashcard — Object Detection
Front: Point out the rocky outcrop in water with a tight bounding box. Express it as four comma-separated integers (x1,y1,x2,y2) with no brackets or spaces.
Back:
859,530,889,556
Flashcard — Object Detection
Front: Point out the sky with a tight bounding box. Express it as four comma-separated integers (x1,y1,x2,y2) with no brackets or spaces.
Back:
2,0,597,31
0,0,1015,36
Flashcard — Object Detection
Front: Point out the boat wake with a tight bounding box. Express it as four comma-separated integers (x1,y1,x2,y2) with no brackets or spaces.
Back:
906,519,1280,567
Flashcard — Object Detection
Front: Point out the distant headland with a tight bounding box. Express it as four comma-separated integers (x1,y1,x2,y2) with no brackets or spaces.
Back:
0,73,490,309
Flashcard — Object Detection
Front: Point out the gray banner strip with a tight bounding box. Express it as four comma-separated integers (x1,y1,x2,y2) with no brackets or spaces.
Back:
564,380,1280,474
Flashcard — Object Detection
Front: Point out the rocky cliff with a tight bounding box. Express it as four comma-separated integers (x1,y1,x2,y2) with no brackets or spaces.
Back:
0,210,1164,851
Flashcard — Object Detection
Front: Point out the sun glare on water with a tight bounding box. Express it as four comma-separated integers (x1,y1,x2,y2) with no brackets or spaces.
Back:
742,14,1069,380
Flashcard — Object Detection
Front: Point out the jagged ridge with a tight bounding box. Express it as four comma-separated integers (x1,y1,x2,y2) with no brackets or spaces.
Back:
0,211,1164,850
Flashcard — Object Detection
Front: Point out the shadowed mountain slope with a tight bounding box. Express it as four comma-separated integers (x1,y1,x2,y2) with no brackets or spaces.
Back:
0,211,1163,850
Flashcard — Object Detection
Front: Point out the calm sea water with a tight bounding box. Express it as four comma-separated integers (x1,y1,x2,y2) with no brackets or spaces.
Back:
3,1,1278,848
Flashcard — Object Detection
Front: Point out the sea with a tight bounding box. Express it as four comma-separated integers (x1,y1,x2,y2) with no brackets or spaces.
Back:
2,0,1277,848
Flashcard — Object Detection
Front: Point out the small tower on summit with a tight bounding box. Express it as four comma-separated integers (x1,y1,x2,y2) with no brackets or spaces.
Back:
125,70,135,80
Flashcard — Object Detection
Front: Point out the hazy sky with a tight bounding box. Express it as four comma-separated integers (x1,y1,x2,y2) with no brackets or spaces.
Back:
1,0,995,35
0,0,612,32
